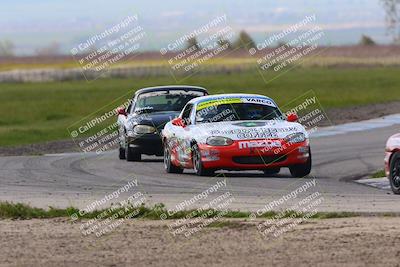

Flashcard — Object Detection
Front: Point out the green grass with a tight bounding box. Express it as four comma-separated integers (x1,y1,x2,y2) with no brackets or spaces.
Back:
371,169,386,178
1,67,400,147
0,201,363,220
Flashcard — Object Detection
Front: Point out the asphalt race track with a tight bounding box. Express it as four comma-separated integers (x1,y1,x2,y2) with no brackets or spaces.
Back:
1,117,400,213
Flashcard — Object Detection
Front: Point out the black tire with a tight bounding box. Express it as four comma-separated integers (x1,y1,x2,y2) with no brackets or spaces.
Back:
192,144,215,176
119,147,126,160
263,168,281,176
289,149,312,178
118,129,126,159
164,142,183,174
389,151,400,194
125,141,141,162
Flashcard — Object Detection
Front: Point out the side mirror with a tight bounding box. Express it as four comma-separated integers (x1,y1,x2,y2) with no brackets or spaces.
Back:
287,113,298,122
172,118,186,127
117,107,127,116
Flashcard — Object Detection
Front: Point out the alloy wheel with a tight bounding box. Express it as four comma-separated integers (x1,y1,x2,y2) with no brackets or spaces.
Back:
391,158,400,189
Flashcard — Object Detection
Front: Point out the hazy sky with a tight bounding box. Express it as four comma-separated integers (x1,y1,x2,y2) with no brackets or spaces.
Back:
0,0,390,55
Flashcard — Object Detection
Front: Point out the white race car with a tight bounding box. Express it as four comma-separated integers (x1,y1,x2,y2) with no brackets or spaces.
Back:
162,94,311,177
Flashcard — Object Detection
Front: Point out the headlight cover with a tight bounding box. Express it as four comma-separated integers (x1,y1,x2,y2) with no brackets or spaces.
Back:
206,136,233,146
133,125,156,134
285,132,306,144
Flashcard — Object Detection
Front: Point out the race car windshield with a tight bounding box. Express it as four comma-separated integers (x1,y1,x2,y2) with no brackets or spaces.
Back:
134,90,204,113
196,103,283,123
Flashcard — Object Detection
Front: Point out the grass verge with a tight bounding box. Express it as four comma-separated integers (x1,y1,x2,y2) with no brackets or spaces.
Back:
371,169,386,178
0,201,362,220
1,67,400,147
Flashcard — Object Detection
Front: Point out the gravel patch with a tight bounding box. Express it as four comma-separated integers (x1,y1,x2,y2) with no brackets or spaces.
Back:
0,217,399,266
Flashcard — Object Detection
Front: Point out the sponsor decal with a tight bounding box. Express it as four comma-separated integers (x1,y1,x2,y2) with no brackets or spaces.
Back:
237,131,278,139
210,126,299,139
238,140,281,149
233,121,266,128
196,96,276,111
197,98,242,111
242,97,275,106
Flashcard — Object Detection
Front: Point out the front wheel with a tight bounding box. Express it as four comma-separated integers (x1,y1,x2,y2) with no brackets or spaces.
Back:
118,129,126,159
125,140,141,162
192,144,215,176
289,150,312,178
389,151,400,194
164,142,183,174
119,147,126,160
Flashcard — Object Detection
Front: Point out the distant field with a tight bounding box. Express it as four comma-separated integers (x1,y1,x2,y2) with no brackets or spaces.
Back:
1,56,400,72
1,45,400,71
1,66,400,147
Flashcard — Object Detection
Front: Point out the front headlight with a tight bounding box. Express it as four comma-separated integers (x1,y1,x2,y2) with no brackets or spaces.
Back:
206,136,233,146
285,132,306,144
133,125,156,134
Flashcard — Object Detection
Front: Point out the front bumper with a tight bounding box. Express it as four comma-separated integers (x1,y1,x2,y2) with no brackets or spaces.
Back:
198,139,310,170
127,133,163,156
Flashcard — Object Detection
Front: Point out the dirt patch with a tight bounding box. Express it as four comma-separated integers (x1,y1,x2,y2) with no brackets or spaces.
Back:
1,101,400,156
0,217,399,266
0,139,80,156
325,101,400,125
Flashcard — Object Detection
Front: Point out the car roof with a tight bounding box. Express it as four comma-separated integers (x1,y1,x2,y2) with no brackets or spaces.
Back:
135,85,208,95
188,93,275,104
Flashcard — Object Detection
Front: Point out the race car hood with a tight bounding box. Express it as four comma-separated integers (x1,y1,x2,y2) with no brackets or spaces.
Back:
192,120,307,142
128,111,180,130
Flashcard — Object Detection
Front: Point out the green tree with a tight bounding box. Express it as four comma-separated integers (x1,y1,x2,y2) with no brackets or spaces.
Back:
276,41,288,48
359,35,376,45
217,38,233,50
186,37,200,51
0,40,15,56
234,31,256,49
380,0,400,43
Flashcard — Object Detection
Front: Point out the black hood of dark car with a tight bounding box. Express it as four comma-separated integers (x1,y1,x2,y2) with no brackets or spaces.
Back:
130,111,180,129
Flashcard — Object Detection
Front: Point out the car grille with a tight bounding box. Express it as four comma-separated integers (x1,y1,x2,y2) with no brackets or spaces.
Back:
232,155,287,165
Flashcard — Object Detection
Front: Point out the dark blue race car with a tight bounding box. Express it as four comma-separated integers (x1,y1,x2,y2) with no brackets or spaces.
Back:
116,85,208,161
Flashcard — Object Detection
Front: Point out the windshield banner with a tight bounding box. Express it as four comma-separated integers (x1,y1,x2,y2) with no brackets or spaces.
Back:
196,96,276,111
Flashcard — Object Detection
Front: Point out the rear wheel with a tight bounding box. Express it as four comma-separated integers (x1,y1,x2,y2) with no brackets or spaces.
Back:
164,142,183,174
289,149,312,178
119,147,126,159
263,168,280,176
125,140,141,161
389,151,400,194
118,130,126,159
192,144,215,176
